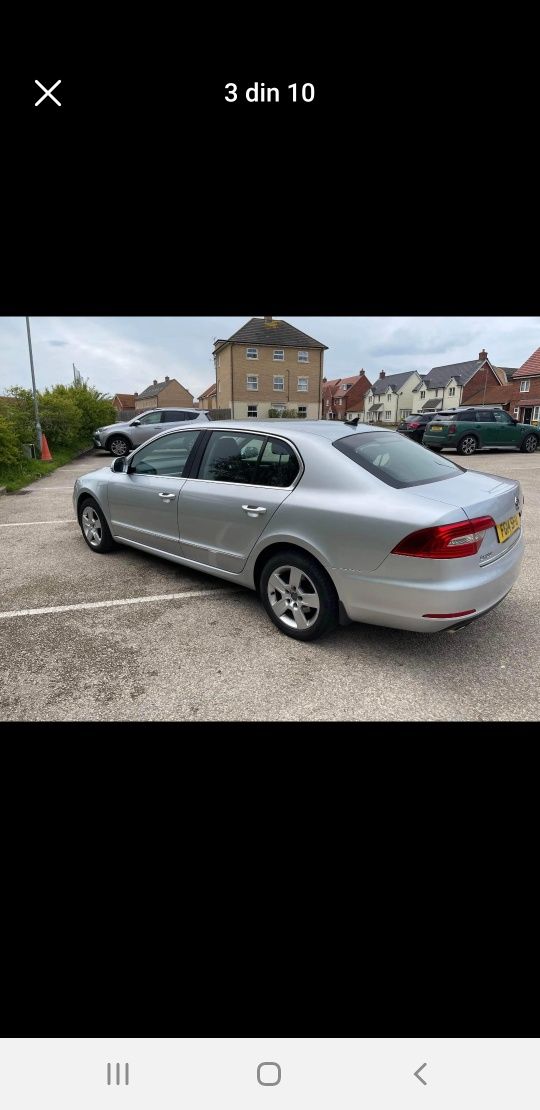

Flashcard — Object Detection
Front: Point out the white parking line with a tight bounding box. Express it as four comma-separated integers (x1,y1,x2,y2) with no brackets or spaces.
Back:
0,588,237,620
0,520,76,527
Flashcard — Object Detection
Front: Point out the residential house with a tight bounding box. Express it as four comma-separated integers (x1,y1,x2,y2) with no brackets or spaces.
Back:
331,370,372,420
508,347,540,424
362,370,424,423
112,393,135,413
412,349,505,412
197,382,217,410
322,377,342,419
134,376,194,411
213,316,328,419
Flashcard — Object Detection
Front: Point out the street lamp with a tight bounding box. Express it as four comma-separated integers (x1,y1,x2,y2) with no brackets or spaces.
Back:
25,316,42,454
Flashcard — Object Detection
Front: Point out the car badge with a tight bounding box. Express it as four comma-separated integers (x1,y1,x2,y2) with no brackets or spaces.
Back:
514,496,520,509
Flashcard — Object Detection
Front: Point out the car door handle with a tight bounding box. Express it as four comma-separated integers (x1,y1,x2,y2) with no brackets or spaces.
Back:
242,504,267,515
159,492,176,500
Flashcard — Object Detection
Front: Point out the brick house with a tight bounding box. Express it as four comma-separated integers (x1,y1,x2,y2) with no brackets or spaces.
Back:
322,377,342,419
330,370,372,420
112,393,135,413
197,382,217,410
508,347,540,424
362,370,424,423
411,350,505,412
134,376,194,411
213,316,328,419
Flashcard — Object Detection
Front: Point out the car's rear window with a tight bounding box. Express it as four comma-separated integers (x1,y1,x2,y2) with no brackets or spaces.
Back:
334,431,464,488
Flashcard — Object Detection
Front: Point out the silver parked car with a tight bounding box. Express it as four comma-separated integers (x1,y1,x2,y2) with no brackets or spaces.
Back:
74,420,524,641
93,407,211,457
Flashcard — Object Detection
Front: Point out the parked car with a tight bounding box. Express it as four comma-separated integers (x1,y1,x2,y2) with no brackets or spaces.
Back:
73,420,524,641
397,411,457,443
93,407,211,457
423,406,540,456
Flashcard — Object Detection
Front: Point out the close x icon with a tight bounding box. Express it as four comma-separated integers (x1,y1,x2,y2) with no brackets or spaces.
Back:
34,79,61,107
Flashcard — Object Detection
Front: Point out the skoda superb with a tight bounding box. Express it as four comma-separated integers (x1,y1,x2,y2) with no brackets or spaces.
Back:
73,420,524,641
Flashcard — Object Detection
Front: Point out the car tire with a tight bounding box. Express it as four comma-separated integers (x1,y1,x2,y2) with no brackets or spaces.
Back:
520,433,539,453
79,497,115,553
457,434,478,456
107,434,131,457
260,549,338,641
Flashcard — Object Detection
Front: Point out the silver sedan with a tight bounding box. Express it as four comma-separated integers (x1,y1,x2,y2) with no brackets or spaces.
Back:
73,420,524,640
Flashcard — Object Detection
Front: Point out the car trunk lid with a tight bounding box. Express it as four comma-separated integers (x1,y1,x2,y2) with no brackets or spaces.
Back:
413,469,522,564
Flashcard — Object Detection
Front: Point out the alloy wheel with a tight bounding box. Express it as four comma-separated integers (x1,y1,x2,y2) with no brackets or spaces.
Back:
524,434,538,453
266,564,320,631
110,437,128,457
81,506,102,547
460,436,477,455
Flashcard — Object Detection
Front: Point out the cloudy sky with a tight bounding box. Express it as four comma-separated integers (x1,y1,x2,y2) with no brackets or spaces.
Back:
1,316,539,399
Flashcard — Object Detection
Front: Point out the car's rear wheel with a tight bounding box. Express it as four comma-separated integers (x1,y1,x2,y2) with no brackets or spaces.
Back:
107,434,131,457
457,434,478,456
79,498,115,553
260,550,338,641
521,433,538,453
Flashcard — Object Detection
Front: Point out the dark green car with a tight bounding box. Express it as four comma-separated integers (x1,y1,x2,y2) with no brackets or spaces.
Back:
423,406,540,456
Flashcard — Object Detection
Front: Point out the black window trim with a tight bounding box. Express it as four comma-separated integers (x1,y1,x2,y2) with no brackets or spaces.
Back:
189,428,304,489
127,427,206,479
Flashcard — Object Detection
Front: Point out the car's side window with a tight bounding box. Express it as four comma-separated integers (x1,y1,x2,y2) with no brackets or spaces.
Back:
475,410,494,422
198,432,265,483
138,411,163,426
129,430,201,477
256,437,300,487
459,411,476,422
493,410,512,424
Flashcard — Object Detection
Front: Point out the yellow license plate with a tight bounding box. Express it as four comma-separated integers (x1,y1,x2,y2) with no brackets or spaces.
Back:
430,425,443,432
496,514,520,543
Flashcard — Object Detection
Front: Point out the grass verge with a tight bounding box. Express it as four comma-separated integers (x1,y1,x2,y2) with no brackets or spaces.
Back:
0,442,93,493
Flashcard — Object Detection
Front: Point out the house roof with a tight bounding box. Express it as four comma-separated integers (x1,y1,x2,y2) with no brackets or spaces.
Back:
412,360,485,391
421,399,445,411
214,317,327,353
136,377,184,400
513,346,540,379
371,371,416,396
198,382,217,400
334,373,371,396
369,403,383,412
497,367,519,381
114,393,135,407
465,382,523,407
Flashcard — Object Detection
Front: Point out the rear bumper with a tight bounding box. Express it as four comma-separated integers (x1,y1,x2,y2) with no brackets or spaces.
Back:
333,531,524,633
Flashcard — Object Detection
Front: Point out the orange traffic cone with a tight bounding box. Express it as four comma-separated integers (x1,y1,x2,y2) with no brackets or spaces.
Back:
41,434,52,461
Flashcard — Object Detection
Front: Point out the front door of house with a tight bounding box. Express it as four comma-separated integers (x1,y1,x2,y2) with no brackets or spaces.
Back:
522,407,533,424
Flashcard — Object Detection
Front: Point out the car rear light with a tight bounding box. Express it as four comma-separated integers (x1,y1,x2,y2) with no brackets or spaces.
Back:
448,424,456,433
423,609,476,618
409,422,420,429
392,516,496,559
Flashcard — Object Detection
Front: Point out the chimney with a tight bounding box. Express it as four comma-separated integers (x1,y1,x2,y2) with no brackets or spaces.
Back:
479,349,488,361
379,370,386,379
359,369,365,376
153,379,158,385
134,392,138,398
264,316,272,324
322,377,327,383
165,376,170,381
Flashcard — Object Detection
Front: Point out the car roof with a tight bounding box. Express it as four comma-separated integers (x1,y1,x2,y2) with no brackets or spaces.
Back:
155,419,383,442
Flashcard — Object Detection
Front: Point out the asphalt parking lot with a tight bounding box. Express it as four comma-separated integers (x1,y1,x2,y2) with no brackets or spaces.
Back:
1,446,539,721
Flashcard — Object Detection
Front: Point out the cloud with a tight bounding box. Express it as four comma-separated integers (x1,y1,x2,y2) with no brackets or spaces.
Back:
367,326,479,358
47,339,69,347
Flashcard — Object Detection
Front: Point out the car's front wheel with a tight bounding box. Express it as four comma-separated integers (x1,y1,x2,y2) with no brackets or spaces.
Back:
457,434,478,456
79,498,115,553
107,434,131,457
521,433,539,453
260,549,338,641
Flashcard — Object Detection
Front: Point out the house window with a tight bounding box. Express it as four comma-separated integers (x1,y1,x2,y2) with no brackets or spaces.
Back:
247,404,258,418
385,410,391,420
273,375,285,391
420,391,425,398
337,398,342,406
513,407,520,416
298,376,309,391
246,347,258,360
272,403,286,413
520,380,530,392
246,375,258,390
298,405,307,417
400,409,412,418
533,406,540,421
273,350,284,361
298,351,309,363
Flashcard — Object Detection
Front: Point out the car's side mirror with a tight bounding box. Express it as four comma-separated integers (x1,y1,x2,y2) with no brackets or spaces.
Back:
111,457,127,472
131,419,141,426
